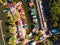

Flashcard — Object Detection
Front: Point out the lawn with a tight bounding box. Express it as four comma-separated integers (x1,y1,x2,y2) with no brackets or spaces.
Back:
0,5,12,45
0,29,4,45
0,6,7,45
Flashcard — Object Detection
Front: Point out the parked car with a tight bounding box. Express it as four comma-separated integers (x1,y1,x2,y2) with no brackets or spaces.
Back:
51,29,59,35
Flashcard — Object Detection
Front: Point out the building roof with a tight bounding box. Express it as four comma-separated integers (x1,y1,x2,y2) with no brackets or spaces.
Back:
7,3,14,8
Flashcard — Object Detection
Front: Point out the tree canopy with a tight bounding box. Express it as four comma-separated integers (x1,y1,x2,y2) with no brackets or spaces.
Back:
42,0,60,29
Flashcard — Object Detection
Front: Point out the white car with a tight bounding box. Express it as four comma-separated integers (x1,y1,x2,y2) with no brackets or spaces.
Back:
10,7,15,15
31,41,36,45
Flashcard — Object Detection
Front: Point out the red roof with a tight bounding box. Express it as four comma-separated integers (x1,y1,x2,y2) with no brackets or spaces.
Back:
8,3,15,8
17,6,24,12
20,8,24,12
19,35,23,39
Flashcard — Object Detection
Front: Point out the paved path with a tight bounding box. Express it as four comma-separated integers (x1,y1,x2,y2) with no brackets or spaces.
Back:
36,0,44,30
0,21,6,45
35,0,50,43
36,0,47,31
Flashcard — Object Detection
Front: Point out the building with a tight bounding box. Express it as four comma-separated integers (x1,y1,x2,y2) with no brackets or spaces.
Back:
15,2,28,29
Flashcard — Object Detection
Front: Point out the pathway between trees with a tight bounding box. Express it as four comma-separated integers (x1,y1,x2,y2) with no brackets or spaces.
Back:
0,21,6,45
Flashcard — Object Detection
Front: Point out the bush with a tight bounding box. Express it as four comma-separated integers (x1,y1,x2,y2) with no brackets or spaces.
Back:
8,27,14,33
5,36,11,42
8,36,16,45
5,21,11,26
34,36,39,41
0,0,3,3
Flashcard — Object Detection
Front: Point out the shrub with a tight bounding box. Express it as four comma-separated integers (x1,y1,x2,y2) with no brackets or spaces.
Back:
34,36,38,41
8,36,16,45
8,27,14,33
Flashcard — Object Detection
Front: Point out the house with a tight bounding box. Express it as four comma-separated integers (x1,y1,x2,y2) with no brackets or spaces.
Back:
7,3,15,15
7,3,14,8
15,2,28,29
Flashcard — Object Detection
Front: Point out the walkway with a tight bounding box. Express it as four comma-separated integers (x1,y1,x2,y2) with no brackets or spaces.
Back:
0,21,6,45
36,0,44,30
35,0,50,43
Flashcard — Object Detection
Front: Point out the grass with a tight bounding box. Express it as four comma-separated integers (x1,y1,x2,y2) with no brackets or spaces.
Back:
0,0,3,3
0,6,7,45
0,5,13,45
0,29,4,45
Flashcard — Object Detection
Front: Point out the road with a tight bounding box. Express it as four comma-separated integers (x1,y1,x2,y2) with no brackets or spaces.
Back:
0,21,6,45
36,0,44,30
39,1,47,30
36,0,47,31
35,0,49,43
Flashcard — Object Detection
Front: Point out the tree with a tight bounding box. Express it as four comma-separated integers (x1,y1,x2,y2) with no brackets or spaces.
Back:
8,27,14,33
6,16,16,27
0,0,3,3
42,0,60,45
42,0,60,29
43,38,54,45
8,36,16,45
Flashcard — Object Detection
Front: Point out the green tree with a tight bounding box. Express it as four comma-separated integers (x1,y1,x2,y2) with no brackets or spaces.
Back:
6,16,16,27
8,36,16,45
0,0,3,3
42,0,60,29
8,27,14,33
42,0,60,45
43,38,53,45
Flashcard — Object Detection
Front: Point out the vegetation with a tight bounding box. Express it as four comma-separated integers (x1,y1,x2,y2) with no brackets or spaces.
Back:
5,16,16,45
8,27,14,33
34,36,39,41
0,0,31,45
0,0,60,45
43,38,53,45
42,0,60,45
0,0,3,3
8,36,16,45
0,29,4,45
42,0,60,30
0,5,9,45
